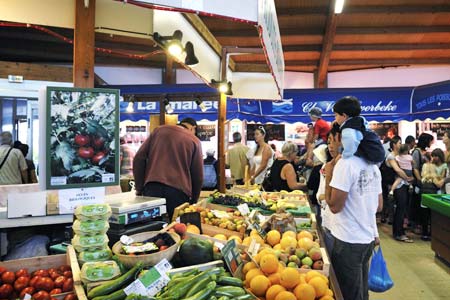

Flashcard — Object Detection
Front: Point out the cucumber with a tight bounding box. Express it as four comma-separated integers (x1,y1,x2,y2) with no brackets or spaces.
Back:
180,281,216,300
214,291,234,298
91,289,126,300
166,274,195,289
185,275,214,297
217,296,230,300
170,268,198,279
217,276,243,287
88,262,143,299
234,294,255,300
215,286,246,297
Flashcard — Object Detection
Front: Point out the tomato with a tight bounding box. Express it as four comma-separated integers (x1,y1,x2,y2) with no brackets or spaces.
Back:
0,284,13,298
49,272,60,280
78,147,94,159
19,286,35,299
36,277,54,292
47,268,58,275
0,267,6,276
30,276,41,288
63,294,77,300
33,270,49,278
91,151,106,165
0,272,14,284
93,136,105,149
33,290,51,300
15,269,29,278
159,245,169,251
53,276,65,288
63,271,72,278
74,134,90,146
14,276,29,292
58,266,71,273
62,278,73,293
49,288,62,295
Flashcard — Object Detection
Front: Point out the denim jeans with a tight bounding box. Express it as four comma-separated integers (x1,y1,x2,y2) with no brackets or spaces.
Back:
331,236,374,300
393,185,409,238
143,182,190,220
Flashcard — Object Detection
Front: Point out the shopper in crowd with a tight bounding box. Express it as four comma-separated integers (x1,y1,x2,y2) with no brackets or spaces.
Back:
442,130,450,167
227,132,249,185
411,133,434,241
308,107,330,145
405,135,416,152
202,149,219,190
248,126,273,185
120,137,136,178
268,141,307,192
270,143,281,159
0,132,28,185
307,143,328,218
431,148,447,179
13,141,37,183
133,118,203,219
382,137,391,157
388,144,415,197
324,123,382,300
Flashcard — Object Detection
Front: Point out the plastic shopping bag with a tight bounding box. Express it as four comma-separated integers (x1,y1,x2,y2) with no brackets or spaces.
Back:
368,246,394,292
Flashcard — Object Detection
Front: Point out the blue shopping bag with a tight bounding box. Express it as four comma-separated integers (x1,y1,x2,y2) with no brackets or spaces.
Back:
368,246,394,292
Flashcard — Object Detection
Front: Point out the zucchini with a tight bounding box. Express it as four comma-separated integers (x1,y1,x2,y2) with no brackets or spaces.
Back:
214,291,233,298
170,268,198,279
185,275,214,297
217,276,243,287
88,262,143,299
180,281,216,300
217,296,230,300
91,289,126,300
234,294,255,300
215,286,246,297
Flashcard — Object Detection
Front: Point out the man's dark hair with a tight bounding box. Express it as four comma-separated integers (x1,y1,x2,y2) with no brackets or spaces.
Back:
233,132,242,143
179,117,197,127
405,135,415,145
416,133,434,150
333,96,361,117
389,135,402,150
329,122,341,138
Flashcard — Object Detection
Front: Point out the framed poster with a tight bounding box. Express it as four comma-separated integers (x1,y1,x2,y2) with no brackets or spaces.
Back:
368,123,398,140
46,87,120,189
246,124,285,141
417,122,450,140
197,124,216,141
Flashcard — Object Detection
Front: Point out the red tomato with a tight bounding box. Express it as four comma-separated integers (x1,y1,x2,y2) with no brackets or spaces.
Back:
15,269,29,278
36,277,54,292
159,245,169,251
0,272,15,284
63,271,72,278
91,151,106,165
0,284,13,298
63,294,77,300
49,288,62,295
78,147,94,159
58,266,71,273
0,267,6,276
14,276,29,292
62,278,73,293
33,290,51,300
53,276,65,288
74,134,90,146
49,272,60,280
47,268,58,275
33,270,49,278
19,286,35,299
93,136,105,149
30,276,41,288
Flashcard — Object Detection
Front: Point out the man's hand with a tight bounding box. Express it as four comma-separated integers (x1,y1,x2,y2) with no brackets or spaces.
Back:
374,237,380,246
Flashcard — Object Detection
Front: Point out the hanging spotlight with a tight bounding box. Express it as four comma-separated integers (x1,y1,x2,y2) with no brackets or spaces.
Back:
211,79,233,96
184,42,199,66
163,98,174,114
126,102,134,113
195,98,208,112
153,30,198,65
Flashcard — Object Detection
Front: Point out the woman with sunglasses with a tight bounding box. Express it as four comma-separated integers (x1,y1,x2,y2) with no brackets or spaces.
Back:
249,127,273,185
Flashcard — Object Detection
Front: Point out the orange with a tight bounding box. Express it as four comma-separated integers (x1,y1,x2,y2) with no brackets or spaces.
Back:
282,230,297,240
266,230,282,246
242,261,257,276
228,235,242,244
274,291,297,300
250,275,271,297
260,254,279,274
186,224,200,234
293,283,316,300
305,270,322,282
213,234,227,241
266,284,286,300
297,230,314,241
273,243,282,250
297,237,314,250
319,296,334,300
246,268,264,286
308,276,328,298
242,236,253,246
268,272,281,285
299,273,307,284
326,288,334,296
279,267,300,289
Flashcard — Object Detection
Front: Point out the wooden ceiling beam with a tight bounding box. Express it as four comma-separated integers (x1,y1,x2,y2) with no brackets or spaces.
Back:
0,61,73,82
283,43,450,52
316,0,338,88
328,58,450,65
234,63,270,73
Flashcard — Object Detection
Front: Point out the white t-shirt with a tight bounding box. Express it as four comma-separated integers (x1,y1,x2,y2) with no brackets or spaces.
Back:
316,164,333,230
329,156,381,244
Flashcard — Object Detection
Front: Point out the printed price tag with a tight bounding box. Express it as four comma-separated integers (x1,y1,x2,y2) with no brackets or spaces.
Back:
248,238,261,257
124,259,172,297
214,241,225,251
237,203,250,216
222,239,242,276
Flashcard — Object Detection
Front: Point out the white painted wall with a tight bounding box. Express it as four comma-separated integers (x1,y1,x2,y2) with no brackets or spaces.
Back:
0,79,72,98
94,66,162,85
283,71,314,89
176,69,204,84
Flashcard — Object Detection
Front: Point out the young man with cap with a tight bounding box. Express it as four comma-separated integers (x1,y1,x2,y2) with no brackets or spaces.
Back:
133,117,203,219
309,107,331,146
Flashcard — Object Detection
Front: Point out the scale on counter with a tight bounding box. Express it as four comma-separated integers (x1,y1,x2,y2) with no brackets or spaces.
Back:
106,193,167,225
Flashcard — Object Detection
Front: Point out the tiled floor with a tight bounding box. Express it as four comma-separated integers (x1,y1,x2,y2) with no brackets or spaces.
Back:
369,223,450,300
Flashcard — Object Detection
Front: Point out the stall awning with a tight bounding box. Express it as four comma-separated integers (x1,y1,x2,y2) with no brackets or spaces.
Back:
411,80,450,121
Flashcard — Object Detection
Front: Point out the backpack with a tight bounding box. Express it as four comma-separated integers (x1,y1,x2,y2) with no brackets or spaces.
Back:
354,129,386,164
202,164,217,189
380,159,396,185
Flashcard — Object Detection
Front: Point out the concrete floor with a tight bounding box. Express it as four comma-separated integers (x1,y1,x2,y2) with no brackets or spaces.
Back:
369,223,450,300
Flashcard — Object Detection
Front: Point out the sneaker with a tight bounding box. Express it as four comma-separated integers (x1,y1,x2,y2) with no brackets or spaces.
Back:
420,235,431,241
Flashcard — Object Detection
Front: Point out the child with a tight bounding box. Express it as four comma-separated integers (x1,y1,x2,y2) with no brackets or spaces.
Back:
333,96,385,163
431,148,448,179
421,161,441,195
389,144,414,196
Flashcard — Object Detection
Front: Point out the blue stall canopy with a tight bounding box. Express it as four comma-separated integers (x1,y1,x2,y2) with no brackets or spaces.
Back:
411,80,450,121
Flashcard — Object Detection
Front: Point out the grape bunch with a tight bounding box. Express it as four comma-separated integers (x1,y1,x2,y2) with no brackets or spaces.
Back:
211,194,243,206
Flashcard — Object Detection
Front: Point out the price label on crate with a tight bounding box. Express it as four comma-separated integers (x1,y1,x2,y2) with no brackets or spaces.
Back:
237,203,250,216
222,239,242,275
124,259,172,297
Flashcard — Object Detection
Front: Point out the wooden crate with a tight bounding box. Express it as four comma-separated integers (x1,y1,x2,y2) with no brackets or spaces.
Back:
297,248,330,277
0,249,77,300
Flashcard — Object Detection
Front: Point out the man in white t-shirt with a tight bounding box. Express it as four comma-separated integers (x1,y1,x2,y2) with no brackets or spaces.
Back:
0,132,28,185
325,125,382,300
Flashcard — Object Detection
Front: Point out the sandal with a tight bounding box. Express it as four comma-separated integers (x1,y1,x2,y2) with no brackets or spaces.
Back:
395,235,414,243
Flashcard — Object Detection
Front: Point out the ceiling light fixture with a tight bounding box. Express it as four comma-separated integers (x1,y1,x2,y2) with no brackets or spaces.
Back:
195,98,208,112
163,98,174,114
335,0,345,14
153,30,199,66
211,79,233,95
126,102,134,113
184,42,199,66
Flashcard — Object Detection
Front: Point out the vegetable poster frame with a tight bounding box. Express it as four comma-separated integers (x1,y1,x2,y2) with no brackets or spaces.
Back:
45,87,120,190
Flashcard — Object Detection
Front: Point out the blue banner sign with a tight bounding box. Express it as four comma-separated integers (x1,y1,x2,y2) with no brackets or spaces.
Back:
412,81,450,114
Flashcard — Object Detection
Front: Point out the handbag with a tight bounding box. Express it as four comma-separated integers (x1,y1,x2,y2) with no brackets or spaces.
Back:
368,246,394,292
261,169,274,191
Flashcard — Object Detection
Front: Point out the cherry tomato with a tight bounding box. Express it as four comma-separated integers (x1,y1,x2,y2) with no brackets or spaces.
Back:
93,136,105,149
63,271,72,278
14,276,29,292
54,276,65,288
30,276,41,288
19,286,35,299
0,272,14,284
62,278,73,293
33,270,49,278
15,269,29,278
74,134,90,146
33,290,51,300
63,294,77,300
78,147,94,159
49,288,62,295
36,277,54,292
0,284,13,298
91,152,106,165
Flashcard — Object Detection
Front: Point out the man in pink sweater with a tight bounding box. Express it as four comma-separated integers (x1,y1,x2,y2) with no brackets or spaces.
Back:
133,118,203,219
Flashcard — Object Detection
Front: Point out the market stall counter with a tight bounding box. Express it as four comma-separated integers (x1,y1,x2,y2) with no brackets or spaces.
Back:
421,194,450,264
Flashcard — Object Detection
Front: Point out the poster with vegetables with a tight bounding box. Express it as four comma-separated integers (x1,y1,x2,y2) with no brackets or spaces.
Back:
46,87,120,189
